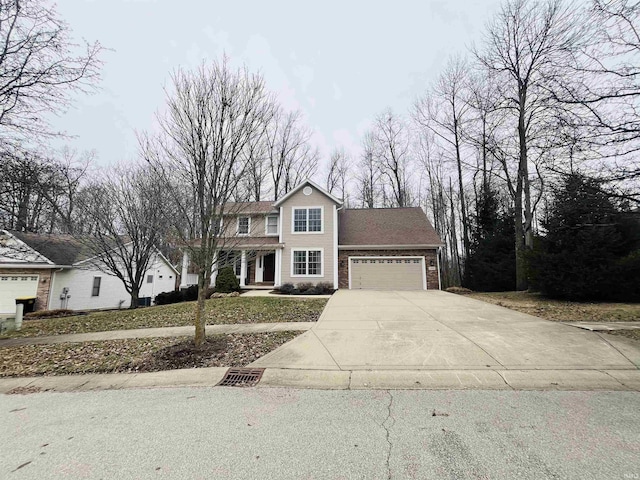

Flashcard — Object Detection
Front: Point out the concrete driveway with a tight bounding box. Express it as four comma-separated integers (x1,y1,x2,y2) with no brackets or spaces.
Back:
251,290,640,374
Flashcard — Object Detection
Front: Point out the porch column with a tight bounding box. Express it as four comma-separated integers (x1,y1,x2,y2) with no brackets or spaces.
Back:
179,251,189,289
240,250,247,287
274,249,282,287
210,250,218,287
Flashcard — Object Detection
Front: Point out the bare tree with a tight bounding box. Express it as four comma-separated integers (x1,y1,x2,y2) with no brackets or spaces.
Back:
474,0,579,289
77,164,168,309
0,0,102,143
141,59,274,346
354,132,381,208
325,147,350,201
265,108,318,200
414,56,472,259
370,109,413,207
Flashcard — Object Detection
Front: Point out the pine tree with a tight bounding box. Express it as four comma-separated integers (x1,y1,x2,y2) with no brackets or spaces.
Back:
528,174,640,301
464,185,516,291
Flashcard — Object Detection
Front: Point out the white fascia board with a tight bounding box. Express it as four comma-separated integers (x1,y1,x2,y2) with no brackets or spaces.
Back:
274,178,343,207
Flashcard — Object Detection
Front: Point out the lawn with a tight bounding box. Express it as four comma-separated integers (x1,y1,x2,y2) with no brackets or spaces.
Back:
2,297,327,338
466,291,640,323
0,332,299,377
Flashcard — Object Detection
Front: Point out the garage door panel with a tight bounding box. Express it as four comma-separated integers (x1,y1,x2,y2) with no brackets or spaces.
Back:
350,258,424,290
0,275,39,313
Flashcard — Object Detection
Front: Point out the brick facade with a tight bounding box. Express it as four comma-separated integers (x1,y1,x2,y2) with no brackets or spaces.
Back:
0,268,53,311
337,249,440,290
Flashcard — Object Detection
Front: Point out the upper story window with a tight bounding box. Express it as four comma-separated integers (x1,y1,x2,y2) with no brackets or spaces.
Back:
237,216,250,235
293,207,322,233
266,215,278,235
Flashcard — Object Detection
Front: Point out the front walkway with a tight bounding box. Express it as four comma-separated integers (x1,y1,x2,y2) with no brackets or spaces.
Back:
0,322,313,348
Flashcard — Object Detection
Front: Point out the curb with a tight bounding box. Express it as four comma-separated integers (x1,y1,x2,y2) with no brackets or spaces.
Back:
2,367,639,394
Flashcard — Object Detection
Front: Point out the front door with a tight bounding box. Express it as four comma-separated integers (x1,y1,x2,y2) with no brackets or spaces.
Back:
263,253,275,282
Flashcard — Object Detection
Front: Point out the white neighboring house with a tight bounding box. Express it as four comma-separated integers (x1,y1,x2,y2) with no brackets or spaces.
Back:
0,230,178,314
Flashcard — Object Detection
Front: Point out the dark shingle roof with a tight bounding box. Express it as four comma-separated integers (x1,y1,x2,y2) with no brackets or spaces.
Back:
338,208,443,247
224,201,276,215
9,232,89,265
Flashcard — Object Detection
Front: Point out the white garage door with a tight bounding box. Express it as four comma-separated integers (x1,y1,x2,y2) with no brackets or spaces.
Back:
349,257,425,290
0,275,39,314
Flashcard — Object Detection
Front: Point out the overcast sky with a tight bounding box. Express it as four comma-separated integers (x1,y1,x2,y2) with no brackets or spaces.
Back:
52,0,503,169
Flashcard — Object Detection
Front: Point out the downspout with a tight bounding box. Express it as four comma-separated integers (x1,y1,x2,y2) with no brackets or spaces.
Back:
334,203,345,289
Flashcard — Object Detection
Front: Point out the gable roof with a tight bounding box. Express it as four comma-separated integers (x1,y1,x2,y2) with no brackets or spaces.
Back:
5,231,89,265
274,179,343,207
338,207,443,247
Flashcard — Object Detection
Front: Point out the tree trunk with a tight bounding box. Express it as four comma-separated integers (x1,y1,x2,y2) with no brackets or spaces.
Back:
194,270,208,347
129,288,139,309
516,89,529,290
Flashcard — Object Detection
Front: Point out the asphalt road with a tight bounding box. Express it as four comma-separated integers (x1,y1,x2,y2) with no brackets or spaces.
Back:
1,388,639,479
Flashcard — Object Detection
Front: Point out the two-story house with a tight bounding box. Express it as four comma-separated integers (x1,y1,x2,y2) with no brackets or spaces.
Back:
179,179,444,291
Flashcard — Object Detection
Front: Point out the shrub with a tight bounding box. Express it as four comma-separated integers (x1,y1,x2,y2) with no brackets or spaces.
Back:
24,309,81,319
296,282,314,293
154,290,183,305
279,283,295,294
316,282,335,294
182,285,199,301
215,266,240,293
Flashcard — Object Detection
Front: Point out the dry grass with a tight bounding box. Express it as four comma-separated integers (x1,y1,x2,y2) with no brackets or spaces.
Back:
1,297,327,338
467,291,640,323
0,332,299,377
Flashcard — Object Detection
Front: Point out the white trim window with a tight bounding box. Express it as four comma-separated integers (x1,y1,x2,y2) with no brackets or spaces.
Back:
237,216,250,236
265,214,279,236
91,277,101,297
291,249,323,277
292,207,323,233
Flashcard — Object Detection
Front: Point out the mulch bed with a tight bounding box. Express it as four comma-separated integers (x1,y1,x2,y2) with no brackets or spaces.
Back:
0,332,299,377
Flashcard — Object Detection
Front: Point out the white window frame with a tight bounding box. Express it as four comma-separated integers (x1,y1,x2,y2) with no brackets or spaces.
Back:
291,248,324,278
91,276,102,297
237,216,251,236
291,206,324,234
265,214,279,236
347,256,427,290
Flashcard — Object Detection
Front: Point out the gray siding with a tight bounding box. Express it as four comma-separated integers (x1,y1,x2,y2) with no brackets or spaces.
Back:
280,187,337,286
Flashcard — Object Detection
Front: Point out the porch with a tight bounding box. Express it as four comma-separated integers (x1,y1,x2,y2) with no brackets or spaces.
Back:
180,240,283,290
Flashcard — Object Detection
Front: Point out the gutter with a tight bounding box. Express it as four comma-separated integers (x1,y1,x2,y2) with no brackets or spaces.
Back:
338,244,445,250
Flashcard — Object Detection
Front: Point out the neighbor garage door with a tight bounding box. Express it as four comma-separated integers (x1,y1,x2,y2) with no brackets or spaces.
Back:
0,275,39,314
349,257,425,290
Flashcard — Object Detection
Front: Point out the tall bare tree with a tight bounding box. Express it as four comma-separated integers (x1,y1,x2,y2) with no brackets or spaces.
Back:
0,0,102,143
141,59,274,346
265,108,318,200
370,109,413,207
414,56,472,259
474,0,578,289
77,164,168,309
354,132,381,208
325,147,350,202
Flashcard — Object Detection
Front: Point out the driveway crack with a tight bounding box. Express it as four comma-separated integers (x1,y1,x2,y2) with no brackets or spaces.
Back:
382,390,395,479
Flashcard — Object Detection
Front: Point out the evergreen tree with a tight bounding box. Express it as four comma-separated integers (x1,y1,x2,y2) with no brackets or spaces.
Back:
464,185,516,291
528,174,640,301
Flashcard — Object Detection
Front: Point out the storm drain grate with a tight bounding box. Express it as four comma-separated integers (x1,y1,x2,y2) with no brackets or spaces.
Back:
217,368,265,387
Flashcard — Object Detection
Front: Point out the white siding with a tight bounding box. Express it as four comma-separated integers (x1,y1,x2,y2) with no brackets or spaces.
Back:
49,258,176,311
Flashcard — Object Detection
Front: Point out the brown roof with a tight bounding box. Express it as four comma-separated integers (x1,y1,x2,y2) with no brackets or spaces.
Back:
223,201,276,215
338,208,443,247
9,231,90,265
